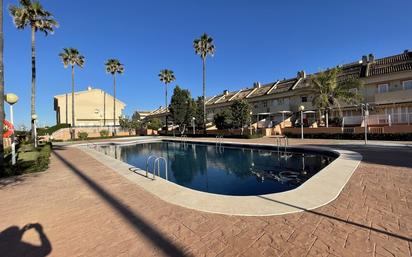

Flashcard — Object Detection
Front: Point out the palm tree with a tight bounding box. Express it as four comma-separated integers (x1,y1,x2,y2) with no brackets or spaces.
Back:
105,59,124,135
9,0,58,141
59,48,85,138
311,67,362,127
159,69,176,131
0,0,4,170
193,33,215,134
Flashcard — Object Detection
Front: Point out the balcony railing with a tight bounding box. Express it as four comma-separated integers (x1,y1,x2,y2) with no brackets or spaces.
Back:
343,113,412,126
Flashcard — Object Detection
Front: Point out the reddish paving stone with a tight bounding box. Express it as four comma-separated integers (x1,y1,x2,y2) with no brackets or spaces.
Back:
0,138,411,257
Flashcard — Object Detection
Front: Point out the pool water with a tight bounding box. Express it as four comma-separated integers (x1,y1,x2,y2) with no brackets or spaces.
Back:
96,141,336,196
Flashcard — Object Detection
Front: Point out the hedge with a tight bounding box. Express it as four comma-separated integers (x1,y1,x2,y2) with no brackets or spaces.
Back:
283,132,412,141
37,123,70,136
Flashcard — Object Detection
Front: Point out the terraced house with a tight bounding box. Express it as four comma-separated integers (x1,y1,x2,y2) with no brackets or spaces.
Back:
144,50,412,131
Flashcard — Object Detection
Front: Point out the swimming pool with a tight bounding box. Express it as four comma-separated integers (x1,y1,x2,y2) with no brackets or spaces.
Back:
95,140,336,196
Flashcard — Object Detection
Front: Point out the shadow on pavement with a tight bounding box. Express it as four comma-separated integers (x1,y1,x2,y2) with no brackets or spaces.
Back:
0,223,52,257
53,149,191,257
257,195,412,242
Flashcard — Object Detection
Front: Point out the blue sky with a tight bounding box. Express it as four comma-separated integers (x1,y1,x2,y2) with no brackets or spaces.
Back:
4,0,412,127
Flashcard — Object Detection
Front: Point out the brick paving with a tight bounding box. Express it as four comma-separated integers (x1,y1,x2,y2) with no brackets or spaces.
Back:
0,138,411,257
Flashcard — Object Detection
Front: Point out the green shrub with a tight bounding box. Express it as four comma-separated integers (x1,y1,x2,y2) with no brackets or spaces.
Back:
37,123,70,136
283,132,412,141
100,130,109,137
77,132,88,140
2,143,52,178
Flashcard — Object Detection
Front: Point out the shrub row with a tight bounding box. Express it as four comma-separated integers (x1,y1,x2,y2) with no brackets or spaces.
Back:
283,132,412,141
37,123,70,136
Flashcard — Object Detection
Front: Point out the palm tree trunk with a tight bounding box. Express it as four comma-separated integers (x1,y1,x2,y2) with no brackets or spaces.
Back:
113,73,116,135
202,57,206,135
0,0,4,171
71,65,75,139
31,26,36,142
165,83,168,134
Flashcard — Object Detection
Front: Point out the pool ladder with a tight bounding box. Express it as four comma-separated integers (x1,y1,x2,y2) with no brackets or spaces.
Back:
145,155,168,180
275,136,288,153
216,135,223,147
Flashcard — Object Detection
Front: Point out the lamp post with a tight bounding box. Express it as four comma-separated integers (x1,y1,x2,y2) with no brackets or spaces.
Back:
249,111,253,135
192,117,196,134
299,105,305,139
360,103,369,145
32,114,38,148
5,93,19,165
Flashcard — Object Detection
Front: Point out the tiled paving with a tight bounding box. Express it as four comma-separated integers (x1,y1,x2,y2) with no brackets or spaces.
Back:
0,138,411,257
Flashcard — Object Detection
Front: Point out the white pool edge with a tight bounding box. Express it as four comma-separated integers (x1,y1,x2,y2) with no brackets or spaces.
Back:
76,139,362,216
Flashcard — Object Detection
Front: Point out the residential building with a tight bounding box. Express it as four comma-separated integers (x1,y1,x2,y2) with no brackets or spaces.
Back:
143,50,412,128
54,86,126,126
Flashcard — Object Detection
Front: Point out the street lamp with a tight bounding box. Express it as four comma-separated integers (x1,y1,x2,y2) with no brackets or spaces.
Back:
32,114,38,148
5,93,19,165
249,111,253,135
360,103,370,145
192,117,196,134
299,105,305,139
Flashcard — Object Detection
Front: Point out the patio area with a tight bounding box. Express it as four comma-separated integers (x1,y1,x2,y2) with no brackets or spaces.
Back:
0,137,411,257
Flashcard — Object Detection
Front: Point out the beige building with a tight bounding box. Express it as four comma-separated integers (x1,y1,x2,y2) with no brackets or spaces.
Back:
144,50,412,129
54,86,126,126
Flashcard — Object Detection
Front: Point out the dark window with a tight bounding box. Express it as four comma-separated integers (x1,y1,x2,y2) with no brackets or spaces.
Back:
301,96,308,102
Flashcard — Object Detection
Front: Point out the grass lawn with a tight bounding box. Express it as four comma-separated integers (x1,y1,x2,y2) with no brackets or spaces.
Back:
2,143,52,177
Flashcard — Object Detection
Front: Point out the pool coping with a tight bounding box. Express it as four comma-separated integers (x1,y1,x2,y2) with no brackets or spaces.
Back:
75,138,362,216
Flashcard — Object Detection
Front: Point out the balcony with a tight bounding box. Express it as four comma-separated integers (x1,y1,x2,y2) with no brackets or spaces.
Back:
374,88,412,104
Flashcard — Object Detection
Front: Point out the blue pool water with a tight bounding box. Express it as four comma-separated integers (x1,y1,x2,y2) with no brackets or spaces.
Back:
96,141,336,196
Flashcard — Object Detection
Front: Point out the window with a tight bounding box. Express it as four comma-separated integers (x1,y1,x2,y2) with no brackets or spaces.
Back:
263,101,268,108
272,99,277,106
377,84,389,93
403,80,412,90
301,96,308,103
278,99,284,105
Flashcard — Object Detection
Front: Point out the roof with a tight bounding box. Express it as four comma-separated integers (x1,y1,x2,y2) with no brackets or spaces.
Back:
54,88,126,106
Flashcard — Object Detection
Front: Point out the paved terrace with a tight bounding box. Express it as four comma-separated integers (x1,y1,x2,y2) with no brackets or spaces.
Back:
0,137,411,257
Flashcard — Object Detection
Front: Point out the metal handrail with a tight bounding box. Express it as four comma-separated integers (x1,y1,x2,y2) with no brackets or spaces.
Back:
216,135,223,146
181,135,188,143
275,135,288,153
145,155,157,178
153,157,168,180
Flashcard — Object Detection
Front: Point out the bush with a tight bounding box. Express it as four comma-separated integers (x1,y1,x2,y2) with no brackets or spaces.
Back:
37,123,70,136
2,143,52,177
77,132,88,140
147,118,163,130
283,132,412,141
100,130,109,137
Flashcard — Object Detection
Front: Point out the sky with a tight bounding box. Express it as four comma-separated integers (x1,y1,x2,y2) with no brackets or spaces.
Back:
3,0,412,127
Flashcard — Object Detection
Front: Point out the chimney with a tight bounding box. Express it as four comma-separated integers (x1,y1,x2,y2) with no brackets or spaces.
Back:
297,70,306,79
253,82,261,88
223,89,229,95
368,53,375,63
87,86,92,91
361,55,368,64
404,49,410,54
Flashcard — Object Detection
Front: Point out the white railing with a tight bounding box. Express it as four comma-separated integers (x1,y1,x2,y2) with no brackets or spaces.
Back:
343,113,412,126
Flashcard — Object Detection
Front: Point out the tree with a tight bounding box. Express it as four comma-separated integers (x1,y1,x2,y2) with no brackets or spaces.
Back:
146,118,163,130
9,0,58,141
105,59,124,135
158,69,176,130
59,48,85,138
311,67,362,127
231,100,251,134
169,86,195,133
214,109,233,130
0,0,4,170
194,96,204,128
193,33,215,134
